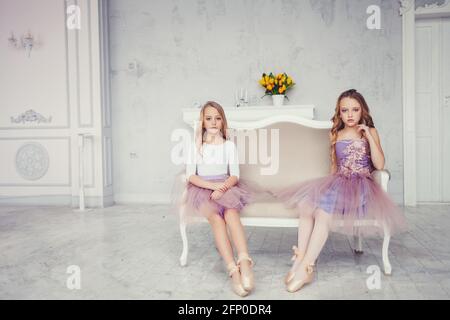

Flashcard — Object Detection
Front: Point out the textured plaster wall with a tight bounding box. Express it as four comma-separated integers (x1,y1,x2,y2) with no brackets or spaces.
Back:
109,0,406,203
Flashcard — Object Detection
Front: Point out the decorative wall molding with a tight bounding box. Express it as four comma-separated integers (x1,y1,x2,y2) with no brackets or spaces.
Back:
1,0,112,208
416,0,450,17
398,0,450,15
0,2,71,130
401,0,417,206
399,0,415,15
416,0,449,10
103,136,113,187
10,109,52,124
99,0,112,129
75,0,95,128
83,135,96,189
15,142,50,181
0,136,71,187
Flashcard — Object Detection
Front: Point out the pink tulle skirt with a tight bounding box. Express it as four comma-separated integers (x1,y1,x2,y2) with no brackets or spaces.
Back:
173,174,253,222
273,173,407,236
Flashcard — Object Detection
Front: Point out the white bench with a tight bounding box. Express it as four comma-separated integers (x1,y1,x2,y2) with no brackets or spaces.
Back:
179,118,393,275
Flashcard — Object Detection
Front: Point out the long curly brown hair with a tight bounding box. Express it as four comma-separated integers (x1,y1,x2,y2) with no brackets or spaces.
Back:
330,89,375,169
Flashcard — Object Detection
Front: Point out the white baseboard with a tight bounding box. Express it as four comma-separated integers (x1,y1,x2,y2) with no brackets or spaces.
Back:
0,195,113,208
113,193,171,205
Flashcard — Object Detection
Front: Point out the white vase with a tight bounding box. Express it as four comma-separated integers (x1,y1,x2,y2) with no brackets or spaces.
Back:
272,94,285,107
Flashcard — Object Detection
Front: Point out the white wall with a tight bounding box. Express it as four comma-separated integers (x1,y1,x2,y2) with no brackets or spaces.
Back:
0,0,112,207
4,0,433,206
109,0,405,204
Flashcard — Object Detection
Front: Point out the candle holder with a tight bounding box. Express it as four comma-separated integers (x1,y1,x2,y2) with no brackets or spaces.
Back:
8,32,18,47
235,88,249,108
8,31,36,58
22,32,34,58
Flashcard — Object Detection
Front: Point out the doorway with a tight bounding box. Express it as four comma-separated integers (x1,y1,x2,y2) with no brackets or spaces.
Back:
415,17,450,203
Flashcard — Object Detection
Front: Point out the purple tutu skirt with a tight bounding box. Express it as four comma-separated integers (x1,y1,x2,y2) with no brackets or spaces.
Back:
174,174,253,222
274,173,407,236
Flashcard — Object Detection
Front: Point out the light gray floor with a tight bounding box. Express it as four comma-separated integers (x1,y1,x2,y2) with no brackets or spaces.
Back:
1,204,449,300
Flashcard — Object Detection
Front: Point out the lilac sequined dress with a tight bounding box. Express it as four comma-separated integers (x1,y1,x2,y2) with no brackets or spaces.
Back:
275,139,407,236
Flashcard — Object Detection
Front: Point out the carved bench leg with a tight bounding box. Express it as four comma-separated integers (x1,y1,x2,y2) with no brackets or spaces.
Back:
179,205,188,267
353,226,364,254
382,223,392,275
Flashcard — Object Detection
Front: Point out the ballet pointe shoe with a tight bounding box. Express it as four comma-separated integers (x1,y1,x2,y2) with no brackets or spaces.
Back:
285,246,302,285
286,263,316,293
227,262,249,297
237,253,255,292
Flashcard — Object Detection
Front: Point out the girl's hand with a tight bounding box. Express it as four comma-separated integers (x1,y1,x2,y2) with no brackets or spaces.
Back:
210,182,229,193
210,190,224,200
357,124,372,139
219,181,231,193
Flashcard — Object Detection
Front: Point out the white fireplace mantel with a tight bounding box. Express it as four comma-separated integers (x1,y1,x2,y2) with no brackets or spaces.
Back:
182,105,332,130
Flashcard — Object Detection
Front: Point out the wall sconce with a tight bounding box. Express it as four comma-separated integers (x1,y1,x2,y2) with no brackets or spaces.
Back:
8,32,18,47
8,31,35,58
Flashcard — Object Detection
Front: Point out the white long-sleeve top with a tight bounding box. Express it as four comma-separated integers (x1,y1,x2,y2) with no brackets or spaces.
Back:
186,140,240,180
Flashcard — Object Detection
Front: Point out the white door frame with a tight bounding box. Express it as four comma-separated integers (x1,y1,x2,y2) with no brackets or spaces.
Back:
400,0,450,206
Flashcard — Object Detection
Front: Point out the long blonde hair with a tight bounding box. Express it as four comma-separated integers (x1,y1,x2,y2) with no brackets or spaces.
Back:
196,101,229,153
330,89,375,169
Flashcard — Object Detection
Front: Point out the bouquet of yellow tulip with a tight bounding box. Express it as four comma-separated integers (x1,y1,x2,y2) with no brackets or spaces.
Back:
259,73,295,98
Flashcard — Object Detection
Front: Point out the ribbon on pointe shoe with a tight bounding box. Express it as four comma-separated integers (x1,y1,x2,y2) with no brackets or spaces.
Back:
291,246,302,262
306,263,315,275
286,262,316,293
237,253,255,292
227,263,240,277
237,253,255,268
226,262,249,297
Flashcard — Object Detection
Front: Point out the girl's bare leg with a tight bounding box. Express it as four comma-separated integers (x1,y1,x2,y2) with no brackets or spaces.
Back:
290,208,332,284
223,209,249,254
286,210,314,283
206,211,235,265
201,206,247,296
224,209,254,291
